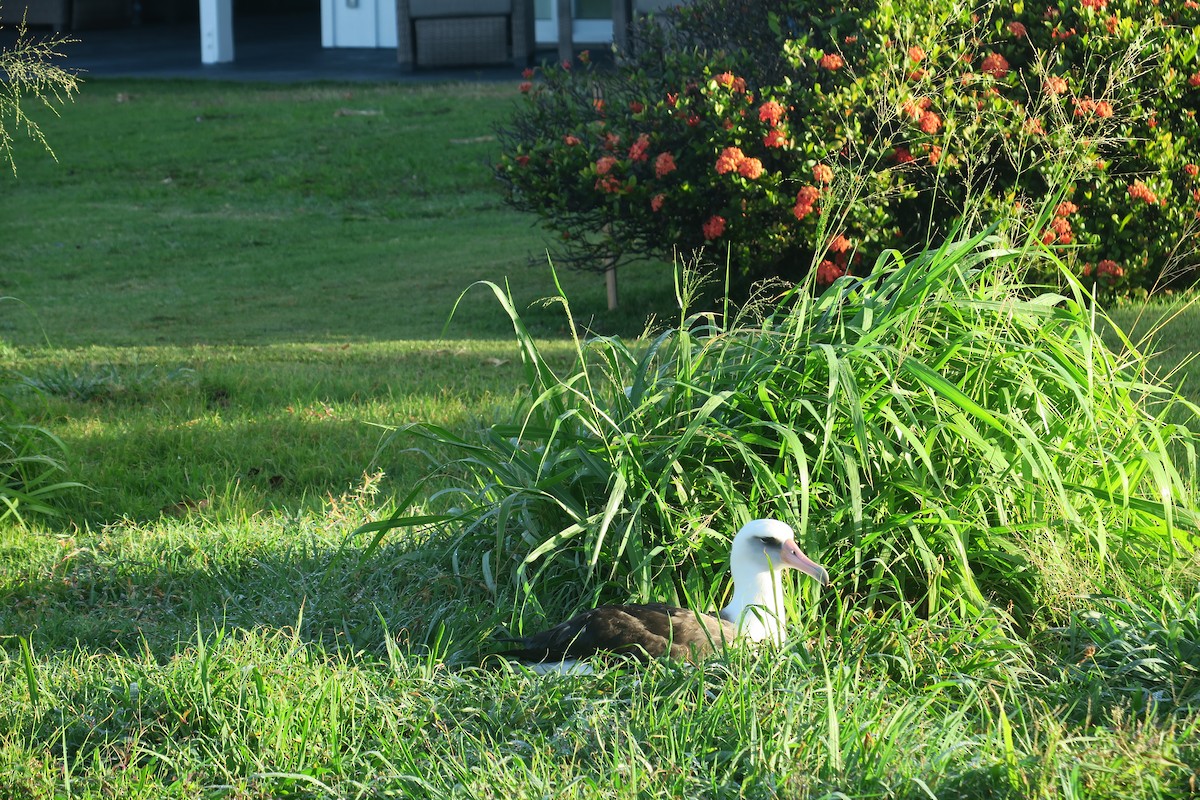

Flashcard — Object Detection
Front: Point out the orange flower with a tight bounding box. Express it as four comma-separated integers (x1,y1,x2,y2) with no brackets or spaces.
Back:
981,52,1009,79
1055,201,1079,216
651,193,665,212
759,100,786,126
763,128,789,148
828,234,852,253
812,164,834,183
908,46,925,62
715,146,746,175
654,152,677,178
563,134,581,146
1008,21,1027,37
714,71,736,89
1044,76,1068,95
628,133,651,163
1185,164,1199,178
819,53,845,71
1127,181,1158,204
703,215,726,240
738,157,764,180
893,147,914,164
596,156,618,175
919,111,942,133
1097,259,1124,280
816,260,844,286
793,185,820,220
1190,73,1200,88
519,82,532,93
595,174,622,193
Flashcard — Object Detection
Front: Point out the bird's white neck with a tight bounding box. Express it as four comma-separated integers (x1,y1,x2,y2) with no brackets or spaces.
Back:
721,568,789,645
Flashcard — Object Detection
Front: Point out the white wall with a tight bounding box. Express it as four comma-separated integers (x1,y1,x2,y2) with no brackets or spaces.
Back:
322,0,398,48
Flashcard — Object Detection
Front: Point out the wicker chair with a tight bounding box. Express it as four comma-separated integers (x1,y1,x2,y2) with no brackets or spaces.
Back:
396,0,534,71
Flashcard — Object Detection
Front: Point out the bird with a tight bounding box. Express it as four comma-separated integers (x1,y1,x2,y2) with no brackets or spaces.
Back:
494,519,829,672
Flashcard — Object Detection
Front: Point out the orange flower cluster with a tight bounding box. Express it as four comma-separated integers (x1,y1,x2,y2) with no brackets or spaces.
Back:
980,52,1009,79
1042,216,1073,244
1080,0,1107,9
1043,76,1068,95
827,234,852,253
816,260,844,286
738,157,764,179
654,152,676,178
901,96,932,120
1082,259,1124,283
813,164,834,184
628,133,651,163
919,111,942,133
908,46,925,62
1008,21,1027,37
650,193,665,212
715,146,746,175
1074,97,1114,118
819,53,845,71
763,128,789,148
793,185,821,220
1190,73,1200,88
1127,181,1159,204
713,72,747,93
715,146,764,180
759,100,785,126
703,214,726,240
1185,164,1199,178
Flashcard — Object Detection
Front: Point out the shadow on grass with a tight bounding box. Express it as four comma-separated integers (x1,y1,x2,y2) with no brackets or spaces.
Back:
0,526,501,666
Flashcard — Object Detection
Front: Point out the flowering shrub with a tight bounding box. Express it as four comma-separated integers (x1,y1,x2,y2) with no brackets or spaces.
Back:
495,0,1200,290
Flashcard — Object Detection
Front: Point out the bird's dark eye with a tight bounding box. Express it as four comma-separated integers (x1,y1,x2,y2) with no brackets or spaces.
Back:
756,536,776,546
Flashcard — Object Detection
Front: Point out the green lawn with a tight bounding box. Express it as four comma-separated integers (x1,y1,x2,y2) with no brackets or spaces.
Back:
2,78,1199,799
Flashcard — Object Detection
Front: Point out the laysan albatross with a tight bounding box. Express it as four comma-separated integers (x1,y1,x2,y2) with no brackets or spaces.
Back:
496,519,828,671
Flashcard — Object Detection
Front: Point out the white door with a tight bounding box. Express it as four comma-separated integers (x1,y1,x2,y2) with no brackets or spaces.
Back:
322,0,397,48
535,0,613,46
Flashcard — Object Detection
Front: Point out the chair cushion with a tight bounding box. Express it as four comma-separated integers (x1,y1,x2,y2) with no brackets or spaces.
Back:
409,0,512,17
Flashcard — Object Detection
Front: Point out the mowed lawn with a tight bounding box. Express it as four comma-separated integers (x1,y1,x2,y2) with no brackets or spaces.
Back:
2,78,1200,799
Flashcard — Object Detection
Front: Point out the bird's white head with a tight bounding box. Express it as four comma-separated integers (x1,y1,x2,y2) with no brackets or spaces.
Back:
723,518,829,643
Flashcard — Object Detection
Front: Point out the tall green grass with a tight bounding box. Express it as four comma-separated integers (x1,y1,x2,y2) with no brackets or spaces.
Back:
371,225,1200,627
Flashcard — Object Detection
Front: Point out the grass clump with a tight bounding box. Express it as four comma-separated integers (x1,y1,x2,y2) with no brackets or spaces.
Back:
376,225,1200,629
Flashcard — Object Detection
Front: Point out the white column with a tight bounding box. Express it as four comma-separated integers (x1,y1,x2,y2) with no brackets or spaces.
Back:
199,0,235,64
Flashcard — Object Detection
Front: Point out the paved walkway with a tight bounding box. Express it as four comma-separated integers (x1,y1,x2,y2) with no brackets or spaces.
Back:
2,13,548,82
